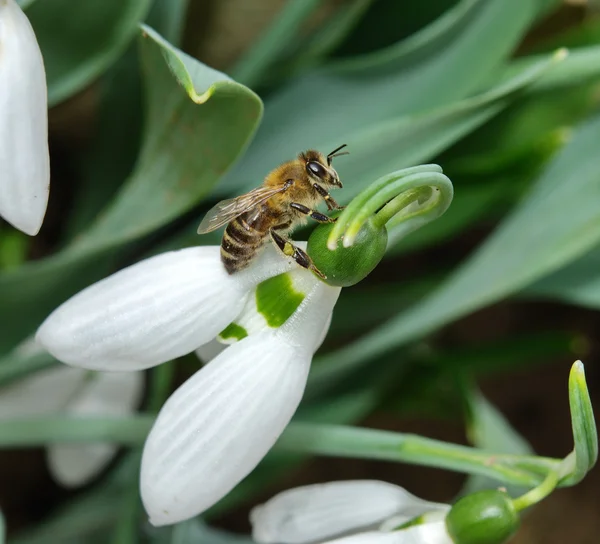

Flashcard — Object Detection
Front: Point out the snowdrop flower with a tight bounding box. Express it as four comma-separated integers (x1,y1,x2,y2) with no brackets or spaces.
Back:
250,480,451,544
0,364,143,487
0,0,49,235
36,244,341,524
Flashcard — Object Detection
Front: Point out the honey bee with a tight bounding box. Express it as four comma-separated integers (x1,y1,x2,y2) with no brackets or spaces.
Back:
197,145,348,279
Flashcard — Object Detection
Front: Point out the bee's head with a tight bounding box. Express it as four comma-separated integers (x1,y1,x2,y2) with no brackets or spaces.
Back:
301,145,348,189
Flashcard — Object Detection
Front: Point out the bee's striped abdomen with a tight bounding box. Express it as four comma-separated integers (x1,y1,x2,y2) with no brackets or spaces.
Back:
221,214,266,274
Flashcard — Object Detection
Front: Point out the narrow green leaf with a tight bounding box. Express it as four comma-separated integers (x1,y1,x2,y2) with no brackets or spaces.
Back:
219,0,547,195
461,388,533,495
0,26,262,353
0,347,57,387
231,0,323,87
509,45,600,94
0,415,154,446
64,47,143,238
466,392,533,455
525,245,600,309
12,455,140,544
563,361,598,484
26,0,152,106
0,416,557,490
311,109,600,388
0,508,5,544
285,0,376,71
277,423,556,488
146,0,190,46
167,520,253,544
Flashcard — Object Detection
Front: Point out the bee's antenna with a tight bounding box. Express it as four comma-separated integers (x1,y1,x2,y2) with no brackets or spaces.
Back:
327,144,349,165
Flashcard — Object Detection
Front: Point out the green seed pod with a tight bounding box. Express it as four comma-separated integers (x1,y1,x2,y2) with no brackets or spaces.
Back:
307,217,387,287
445,490,520,544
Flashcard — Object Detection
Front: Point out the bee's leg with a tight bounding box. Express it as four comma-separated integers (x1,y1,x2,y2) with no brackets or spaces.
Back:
270,228,326,280
290,202,336,223
313,184,345,211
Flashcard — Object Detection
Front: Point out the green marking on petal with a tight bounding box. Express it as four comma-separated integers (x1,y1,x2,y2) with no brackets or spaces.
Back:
255,273,305,328
218,322,248,342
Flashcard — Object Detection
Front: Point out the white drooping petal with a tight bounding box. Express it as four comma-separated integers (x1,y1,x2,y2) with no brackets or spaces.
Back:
315,311,332,352
324,522,452,544
36,245,302,371
36,248,246,371
0,0,49,235
141,272,340,526
251,480,444,544
140,333,312,526
47,370,144,488
0,365,86,418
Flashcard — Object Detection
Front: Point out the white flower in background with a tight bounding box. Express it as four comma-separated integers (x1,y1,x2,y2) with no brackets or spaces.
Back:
36,244,341,524
0,0,49,235
251,480,452,544
0,365,143,487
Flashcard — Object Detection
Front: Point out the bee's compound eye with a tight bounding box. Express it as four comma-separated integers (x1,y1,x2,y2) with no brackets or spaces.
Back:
307,161,326,178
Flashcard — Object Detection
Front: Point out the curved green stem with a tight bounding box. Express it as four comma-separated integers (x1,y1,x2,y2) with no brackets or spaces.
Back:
512,468,559,512
326,165,453,249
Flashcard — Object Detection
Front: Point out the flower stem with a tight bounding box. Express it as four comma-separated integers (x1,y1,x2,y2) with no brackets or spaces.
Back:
512,468,560,512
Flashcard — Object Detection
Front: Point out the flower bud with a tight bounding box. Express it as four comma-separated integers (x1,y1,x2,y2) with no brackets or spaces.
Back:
307,217,387,287
445,490,519,544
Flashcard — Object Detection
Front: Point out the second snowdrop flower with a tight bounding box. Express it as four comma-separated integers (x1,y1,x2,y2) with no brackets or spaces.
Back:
251,480,450,544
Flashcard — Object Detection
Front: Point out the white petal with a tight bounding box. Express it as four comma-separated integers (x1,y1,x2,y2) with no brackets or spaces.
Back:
140,332,313,526
275,274,340,353
36,245,303,371
0,0,49,235
315,311,332,353
0,365,86,418
140,265,339,525
47,370,144,487
324,522,452,544
251,480,444,544
36,247,248,371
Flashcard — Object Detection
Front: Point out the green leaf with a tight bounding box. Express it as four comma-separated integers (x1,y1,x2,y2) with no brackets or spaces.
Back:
146,0,190,46
277,423,556,488
0,508,5,544
525,245,600,309
0,26,262,353
282,0,376,72
26,0,152,106
166,520,253,544
230,0,323,87
311,108,600,388
64,47,143,238
12,455,140,544
562,361,598,484
461,388,533,496
0,347,57,387
218,0,547,195
0,415,154,446
509,44,600,94
466,392,533,456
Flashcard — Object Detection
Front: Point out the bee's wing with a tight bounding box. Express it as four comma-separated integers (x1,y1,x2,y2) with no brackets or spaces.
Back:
197,185,288,234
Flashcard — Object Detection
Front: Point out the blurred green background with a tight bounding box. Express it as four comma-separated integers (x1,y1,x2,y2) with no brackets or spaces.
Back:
1,0,600,542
